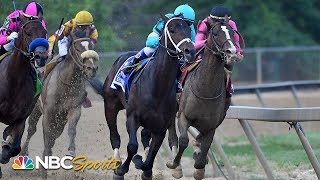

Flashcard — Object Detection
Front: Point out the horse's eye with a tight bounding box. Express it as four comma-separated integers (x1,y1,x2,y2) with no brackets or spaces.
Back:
26,31,32,36
169,27,175,33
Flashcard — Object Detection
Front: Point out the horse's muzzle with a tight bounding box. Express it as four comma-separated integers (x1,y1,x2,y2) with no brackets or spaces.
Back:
183,47,196,64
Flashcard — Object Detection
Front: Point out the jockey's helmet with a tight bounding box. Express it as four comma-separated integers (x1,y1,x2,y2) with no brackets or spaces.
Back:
174,4,195,25
74,11,93,25
23,1,43,18
210,5,231,19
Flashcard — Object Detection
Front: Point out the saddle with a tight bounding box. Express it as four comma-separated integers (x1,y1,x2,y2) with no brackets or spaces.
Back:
0,51,12,62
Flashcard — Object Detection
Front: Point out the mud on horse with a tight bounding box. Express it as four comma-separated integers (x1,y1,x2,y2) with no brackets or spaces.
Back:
103,15,196,179
0,17,47,176
20,30,99,178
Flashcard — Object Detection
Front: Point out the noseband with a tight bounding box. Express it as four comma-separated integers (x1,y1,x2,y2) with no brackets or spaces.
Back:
68,37,91,70
159,17,192,58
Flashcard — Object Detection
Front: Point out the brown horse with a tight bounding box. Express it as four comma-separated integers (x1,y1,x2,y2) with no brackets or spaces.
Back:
166,17,238,179
0,17,47,176
103,15,196,179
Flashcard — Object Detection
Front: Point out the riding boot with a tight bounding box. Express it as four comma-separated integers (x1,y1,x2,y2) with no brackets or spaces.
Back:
123,49,148,74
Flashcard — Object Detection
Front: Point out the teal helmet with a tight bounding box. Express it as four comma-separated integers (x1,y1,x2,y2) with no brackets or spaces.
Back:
174,4,195,24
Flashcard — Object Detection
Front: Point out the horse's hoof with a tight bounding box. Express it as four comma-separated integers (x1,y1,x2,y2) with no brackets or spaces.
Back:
0,154,10,164
66,151,76,158
171,165,183,179
132,154,143,169
113,174,124,180
114,165,127,177
141,170,152,180
166,160,178,169
193,168,205,180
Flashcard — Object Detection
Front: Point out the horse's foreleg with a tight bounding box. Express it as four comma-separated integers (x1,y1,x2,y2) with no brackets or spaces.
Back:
104,101,121,159
114,116,139,176
133,132,166,180
141,128,151,153
167,113,190,170
167,118,183,178
21,102,43,156
0,120,26,164
41,112,67,178
67,107,81,157
193,130,215,180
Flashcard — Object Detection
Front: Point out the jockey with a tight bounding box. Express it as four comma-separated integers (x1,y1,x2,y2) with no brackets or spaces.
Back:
123,4,196,73
0,1,47,56
48,10,98,60
195,5,243,61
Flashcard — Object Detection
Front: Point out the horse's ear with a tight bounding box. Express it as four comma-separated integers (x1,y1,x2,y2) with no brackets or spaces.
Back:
160,13,169,23
207,17,215,27
224,15,229,24
19,14,27,25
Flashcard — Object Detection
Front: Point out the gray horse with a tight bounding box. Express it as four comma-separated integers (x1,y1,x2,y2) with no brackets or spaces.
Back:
166,17,239,179
20,34,99,178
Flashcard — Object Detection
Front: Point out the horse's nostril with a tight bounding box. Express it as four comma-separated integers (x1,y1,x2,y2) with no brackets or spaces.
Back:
226,50,232,54
184,48,190,55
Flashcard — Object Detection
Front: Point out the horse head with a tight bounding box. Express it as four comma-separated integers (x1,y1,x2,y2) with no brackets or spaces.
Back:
206,16,237,64
159,14,196,63
15,15,48,67
67,31,99,79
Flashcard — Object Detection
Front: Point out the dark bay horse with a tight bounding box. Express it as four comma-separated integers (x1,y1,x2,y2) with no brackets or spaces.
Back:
103,15,196,179
0,17,47,175
166,17,238,179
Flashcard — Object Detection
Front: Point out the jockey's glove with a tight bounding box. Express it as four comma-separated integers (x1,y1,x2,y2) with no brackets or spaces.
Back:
6,32,18,42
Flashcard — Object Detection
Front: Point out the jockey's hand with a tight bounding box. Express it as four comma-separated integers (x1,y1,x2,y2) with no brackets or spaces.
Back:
6,32,18,42
48,51,53,60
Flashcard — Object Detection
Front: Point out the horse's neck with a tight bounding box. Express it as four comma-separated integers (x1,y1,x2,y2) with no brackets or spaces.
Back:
193,49,225,95
8,49,32,81
146,47,178,94
59,54,83,85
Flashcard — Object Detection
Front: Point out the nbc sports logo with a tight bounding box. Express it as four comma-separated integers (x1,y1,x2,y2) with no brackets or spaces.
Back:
12,156,34,170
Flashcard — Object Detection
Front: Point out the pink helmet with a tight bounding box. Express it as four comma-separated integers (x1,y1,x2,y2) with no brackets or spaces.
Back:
23,1,43,17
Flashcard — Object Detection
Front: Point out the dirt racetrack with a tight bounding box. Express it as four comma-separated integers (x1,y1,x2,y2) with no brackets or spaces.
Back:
0,87,319,179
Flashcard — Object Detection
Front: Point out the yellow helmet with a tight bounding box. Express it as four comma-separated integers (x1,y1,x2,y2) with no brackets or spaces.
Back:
74,11,93,25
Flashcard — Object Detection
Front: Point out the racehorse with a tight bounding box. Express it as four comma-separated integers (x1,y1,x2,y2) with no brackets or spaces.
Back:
0,17,47,176
20,31,99,178
166,17,238,179
103,15,196,179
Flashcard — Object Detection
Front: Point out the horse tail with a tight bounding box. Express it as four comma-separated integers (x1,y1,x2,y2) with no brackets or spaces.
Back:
87,78,104,97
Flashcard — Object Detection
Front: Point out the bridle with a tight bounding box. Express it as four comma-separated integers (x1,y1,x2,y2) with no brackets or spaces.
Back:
14,20,46,59
68,37,91,70
58,37,91,86
159,17,192,58
204,22,235,62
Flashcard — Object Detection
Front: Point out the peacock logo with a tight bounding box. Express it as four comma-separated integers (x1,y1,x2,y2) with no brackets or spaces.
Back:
12,156,34,170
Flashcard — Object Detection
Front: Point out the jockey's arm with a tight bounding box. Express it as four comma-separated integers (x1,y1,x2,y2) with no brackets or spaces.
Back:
48,20,73,53
194,20,208,50
228,20,241,54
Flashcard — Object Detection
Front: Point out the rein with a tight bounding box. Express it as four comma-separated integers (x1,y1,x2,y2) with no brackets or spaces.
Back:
57,37,90,87
69,38,90,70
188,64,223,100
